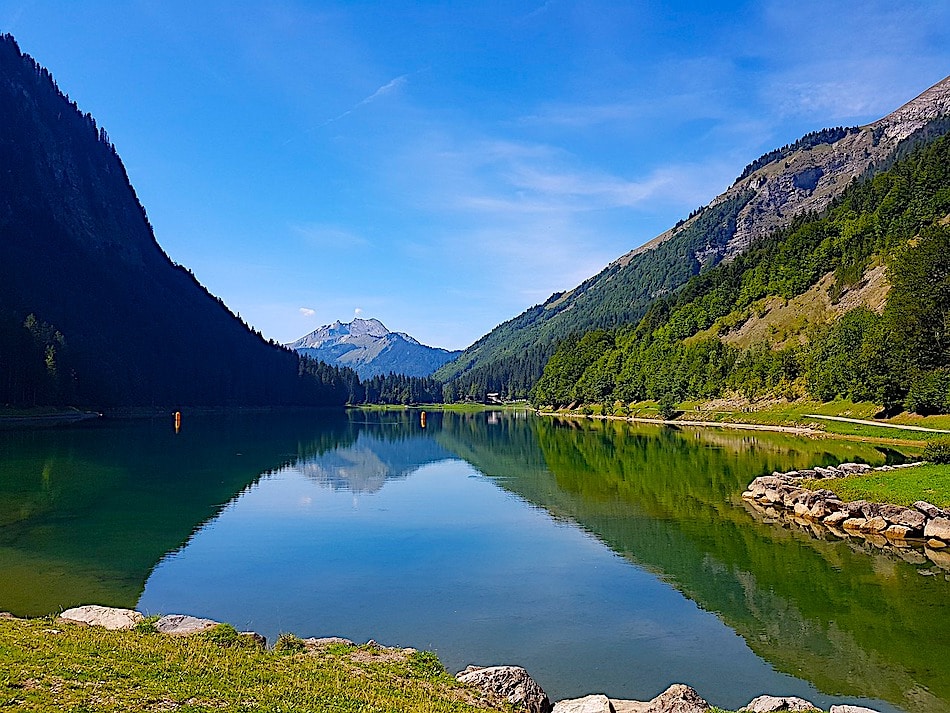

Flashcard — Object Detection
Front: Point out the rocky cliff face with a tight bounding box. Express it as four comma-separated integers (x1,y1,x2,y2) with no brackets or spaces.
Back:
627,75,950,266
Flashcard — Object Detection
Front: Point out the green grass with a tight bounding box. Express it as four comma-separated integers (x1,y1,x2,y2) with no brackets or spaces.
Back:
804,463,950,509
0,616,507,713
553,399,947,444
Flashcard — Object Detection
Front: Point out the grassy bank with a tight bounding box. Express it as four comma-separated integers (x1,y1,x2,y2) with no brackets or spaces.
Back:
546,398,950,444
0,616,504,713
803,463,950,509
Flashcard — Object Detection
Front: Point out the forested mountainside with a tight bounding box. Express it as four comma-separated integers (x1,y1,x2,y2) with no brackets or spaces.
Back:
0,35,351,409
532,128,950,415
436,75,950,401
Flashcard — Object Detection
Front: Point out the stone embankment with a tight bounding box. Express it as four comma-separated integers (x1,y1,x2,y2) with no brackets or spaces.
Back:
741,462,950,570
51,605,886,713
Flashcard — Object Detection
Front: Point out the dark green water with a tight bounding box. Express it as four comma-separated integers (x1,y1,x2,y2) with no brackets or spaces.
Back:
1,411,946,712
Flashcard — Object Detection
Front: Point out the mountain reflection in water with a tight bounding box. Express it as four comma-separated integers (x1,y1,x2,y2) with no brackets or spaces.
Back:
1,410,945,713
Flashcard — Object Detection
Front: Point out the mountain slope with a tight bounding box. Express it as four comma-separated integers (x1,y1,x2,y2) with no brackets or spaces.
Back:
531,130,950,413
0,34,347,409
287,318,460,378
436,75,950,399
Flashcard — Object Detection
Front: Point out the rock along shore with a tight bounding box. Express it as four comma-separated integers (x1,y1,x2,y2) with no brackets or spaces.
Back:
40,605,888,713
742,462,950,572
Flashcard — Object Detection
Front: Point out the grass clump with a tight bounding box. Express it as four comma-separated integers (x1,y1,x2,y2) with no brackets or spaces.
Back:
131,614,160,634
923,435,950,464
0,616,503,712
273,631,307,653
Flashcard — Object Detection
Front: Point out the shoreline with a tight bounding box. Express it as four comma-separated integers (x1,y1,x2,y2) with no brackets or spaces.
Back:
536,409,938,447
0,607,894,713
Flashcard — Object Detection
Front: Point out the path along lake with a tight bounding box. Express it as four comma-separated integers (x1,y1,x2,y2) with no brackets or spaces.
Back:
1,410,947,712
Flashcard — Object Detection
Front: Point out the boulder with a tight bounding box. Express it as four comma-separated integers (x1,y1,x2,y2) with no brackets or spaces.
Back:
860,502,881,519
892,508,926,530
824,511,848,527
923,517,950,542
612,701,651,713
842,517,867,531
456,665,552,713
239,631,267,648
741,695,819,712
927,547,950,570
829,706,880,713
838,463,871,475
552,694,612,713
914,501,945,519
842,500,869,517
884,525,912,540
862,516,888,533
59,605,143,630
645,684,709,713
154,614,219,636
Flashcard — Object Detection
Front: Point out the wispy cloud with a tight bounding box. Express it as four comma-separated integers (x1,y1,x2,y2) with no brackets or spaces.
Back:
299,307,316,318
322,73,410,127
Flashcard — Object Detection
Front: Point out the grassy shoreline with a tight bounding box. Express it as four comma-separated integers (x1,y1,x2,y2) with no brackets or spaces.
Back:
0,615,505,713
539,398,950,446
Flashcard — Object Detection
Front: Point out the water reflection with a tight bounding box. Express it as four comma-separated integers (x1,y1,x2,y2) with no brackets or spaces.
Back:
1,410,946,713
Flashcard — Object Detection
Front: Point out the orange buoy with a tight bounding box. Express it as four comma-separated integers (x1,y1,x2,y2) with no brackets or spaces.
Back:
420,411,427,428
174,411,181,434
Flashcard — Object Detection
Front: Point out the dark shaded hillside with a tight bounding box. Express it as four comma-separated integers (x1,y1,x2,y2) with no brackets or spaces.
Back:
437,75,950,400
0,35,347,408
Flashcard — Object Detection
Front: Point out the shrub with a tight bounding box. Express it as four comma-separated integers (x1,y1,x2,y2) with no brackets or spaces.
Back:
201,623,239,647
274,632,307,653
923,436,950,464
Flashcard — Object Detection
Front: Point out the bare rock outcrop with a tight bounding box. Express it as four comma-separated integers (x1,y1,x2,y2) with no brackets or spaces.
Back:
552,694,613,713
58,605,143,630
153,614,219,636
741,695,819,712
457,665,552,713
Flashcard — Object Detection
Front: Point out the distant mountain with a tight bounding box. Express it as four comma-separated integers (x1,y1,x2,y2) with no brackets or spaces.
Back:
287,318,461,378
435,75,950,400
0,34,348,409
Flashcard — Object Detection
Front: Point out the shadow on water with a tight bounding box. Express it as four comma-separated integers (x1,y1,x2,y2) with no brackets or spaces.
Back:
0,411,356,615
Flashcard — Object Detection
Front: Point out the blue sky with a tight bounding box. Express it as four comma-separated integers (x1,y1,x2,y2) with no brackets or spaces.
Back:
3,1,950,350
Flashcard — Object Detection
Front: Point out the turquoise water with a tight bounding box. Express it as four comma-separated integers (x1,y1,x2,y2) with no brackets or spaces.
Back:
1,410,945,711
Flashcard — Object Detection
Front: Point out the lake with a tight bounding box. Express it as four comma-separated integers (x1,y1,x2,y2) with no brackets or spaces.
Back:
1,410,947,712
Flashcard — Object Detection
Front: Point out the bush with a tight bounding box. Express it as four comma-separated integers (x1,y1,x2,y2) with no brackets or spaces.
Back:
274,632,307,653
201,623,239,647
923,436,950,464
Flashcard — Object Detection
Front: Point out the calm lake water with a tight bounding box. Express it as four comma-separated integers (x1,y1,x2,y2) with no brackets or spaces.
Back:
1,410,947,712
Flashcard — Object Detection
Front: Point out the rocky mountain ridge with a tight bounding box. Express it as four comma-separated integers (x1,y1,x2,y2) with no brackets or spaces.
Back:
287,318,459,379
436,74,950,398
